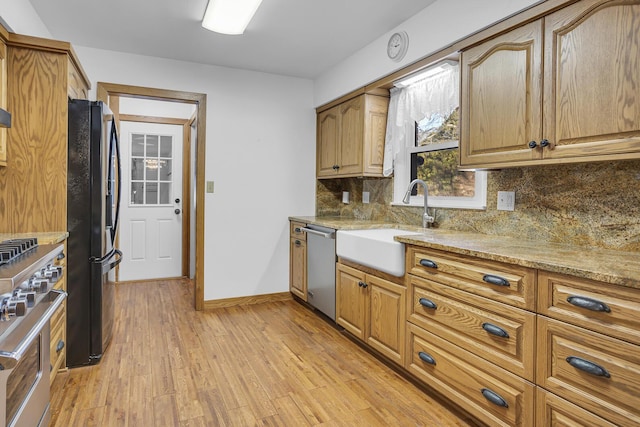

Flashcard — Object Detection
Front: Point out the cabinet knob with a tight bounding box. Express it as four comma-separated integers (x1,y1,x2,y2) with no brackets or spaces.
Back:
332,164,340,170
358,281,368,288
295,240,301,247
540,139,550,148
528,140,538,149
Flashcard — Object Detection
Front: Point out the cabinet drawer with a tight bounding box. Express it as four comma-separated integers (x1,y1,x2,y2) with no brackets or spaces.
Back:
407,322,535,427
407,247,536,310
535,388,617,427
50,307,66,377
290,221,306,241
408,276,536,381
538,271,640,345
537,317,640,426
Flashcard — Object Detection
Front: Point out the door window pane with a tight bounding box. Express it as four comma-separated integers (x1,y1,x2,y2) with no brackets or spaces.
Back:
131,158,144,180
131,182,144,204
146,135,159,157
146,182,158,204
131,134,145,156
160,183,171,204
160,136,172,157
129,131,175,205
159,159,172,181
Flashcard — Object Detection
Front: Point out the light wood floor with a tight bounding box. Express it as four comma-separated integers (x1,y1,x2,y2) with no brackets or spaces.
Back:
50,279,477,426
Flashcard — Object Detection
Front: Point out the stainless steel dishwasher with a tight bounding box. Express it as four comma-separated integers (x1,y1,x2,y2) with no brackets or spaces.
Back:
300,225,336,321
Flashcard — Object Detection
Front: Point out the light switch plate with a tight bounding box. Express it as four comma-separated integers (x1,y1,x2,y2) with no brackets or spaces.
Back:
363,192,370,204
206,181,214,193
342,191,349,204
497,191,515,211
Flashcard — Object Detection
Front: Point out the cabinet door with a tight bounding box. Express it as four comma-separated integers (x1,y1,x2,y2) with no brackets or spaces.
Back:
0,39,6,167
361,95,388,176
316,105,339,177
535,388,617,427
336,263,367,340
460,20,543,167
542,0,640,161
289,238,307,301
366,274,405,365
67,59,88,100
337,95,364,176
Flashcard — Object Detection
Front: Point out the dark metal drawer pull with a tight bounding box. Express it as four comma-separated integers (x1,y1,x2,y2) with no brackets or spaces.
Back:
358,281,368,288
56,339,65,353
566,356,611,378
566,296,611,313
481,388,509,408
294,227,302,233
482,274,510,287
419,259,438,269
482,322,509,338
295,240,301,247
418,351,436,365
418,298,437,310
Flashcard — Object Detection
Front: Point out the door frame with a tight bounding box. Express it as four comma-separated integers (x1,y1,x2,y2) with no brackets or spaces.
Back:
119,114,191,279
97,82,206,311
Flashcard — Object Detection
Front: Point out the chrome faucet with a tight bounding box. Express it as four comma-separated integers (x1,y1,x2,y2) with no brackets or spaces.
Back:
402,179,435,228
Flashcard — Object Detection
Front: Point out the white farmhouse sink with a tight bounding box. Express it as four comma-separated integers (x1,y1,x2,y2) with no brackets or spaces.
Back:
336,228,422,277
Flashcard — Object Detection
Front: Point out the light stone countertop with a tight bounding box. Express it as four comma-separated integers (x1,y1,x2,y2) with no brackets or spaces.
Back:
289,216,640,289
0,231,69,245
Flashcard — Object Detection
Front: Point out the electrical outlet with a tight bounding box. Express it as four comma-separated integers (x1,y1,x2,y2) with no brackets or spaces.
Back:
497,191,515,211
362,192,370,204
206,181,214,193
342,191,350,204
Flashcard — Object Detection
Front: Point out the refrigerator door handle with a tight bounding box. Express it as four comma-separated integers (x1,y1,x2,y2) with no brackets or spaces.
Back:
112,118,122,240
101,248,122,274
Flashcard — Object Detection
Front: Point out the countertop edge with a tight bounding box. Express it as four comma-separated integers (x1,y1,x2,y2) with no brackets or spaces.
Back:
290,216,640,290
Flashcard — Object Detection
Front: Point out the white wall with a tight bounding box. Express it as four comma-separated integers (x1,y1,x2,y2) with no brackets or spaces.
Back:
0,0,51,37
119,97,196,119
314,0,541,106
78,47,318,301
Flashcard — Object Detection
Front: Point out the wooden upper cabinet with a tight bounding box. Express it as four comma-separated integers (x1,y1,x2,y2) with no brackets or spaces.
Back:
316,93,388,178
460,21,543,167
460,0,640,168
542,0,640,161
0,38,7,167
67,57,89,100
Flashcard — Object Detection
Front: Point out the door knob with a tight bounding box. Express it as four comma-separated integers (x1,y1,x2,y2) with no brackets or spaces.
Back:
174,209,181,214
175,198,181,203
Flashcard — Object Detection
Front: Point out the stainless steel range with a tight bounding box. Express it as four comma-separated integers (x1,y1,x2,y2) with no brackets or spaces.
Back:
0,238,66,427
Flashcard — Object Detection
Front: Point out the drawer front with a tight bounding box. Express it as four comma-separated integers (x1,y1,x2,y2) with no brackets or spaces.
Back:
535,388,617,427
408,276,536,380
407,322,535,427
538,271,640,345
290,221,306,240
407,246,536,310
537,317,640,426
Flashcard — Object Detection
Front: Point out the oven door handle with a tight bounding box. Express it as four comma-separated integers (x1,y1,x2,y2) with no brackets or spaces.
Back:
0,289,67,370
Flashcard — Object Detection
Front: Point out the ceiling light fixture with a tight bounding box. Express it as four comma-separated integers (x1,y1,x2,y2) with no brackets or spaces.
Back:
202,0,264,35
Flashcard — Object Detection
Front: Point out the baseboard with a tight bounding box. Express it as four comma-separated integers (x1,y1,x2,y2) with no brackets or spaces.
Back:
203,292,292,310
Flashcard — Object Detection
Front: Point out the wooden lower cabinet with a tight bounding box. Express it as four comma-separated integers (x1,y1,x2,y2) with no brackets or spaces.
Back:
289,237,307,301
336,263,405,365
407,322,535,427
535,387,617,427
536,316,640,426
50,239,67,383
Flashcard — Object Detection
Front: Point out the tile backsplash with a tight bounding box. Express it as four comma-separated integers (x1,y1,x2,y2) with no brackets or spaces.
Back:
316,160,640,251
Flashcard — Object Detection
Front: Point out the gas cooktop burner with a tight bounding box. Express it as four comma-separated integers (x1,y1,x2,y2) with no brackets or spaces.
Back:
0,238,38,265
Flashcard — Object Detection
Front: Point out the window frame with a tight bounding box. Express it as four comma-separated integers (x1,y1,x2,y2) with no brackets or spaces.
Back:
391,121,487,209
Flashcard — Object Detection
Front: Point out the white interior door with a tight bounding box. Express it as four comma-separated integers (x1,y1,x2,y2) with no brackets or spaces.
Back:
119,121,183,281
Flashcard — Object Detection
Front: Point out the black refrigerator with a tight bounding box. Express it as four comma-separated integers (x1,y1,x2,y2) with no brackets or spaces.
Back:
67,99,123,367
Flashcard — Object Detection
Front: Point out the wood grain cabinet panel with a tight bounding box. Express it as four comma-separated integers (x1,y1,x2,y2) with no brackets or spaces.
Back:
537,316,640,426
535,387,617,427
460,0,640,168
336,262,406,365
408,275,536,381
460,20,543,167
538,271,640,346
407,246,536,311
407,322,535,427
289,236,307,301
316,94,388,178
0,38,7,167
